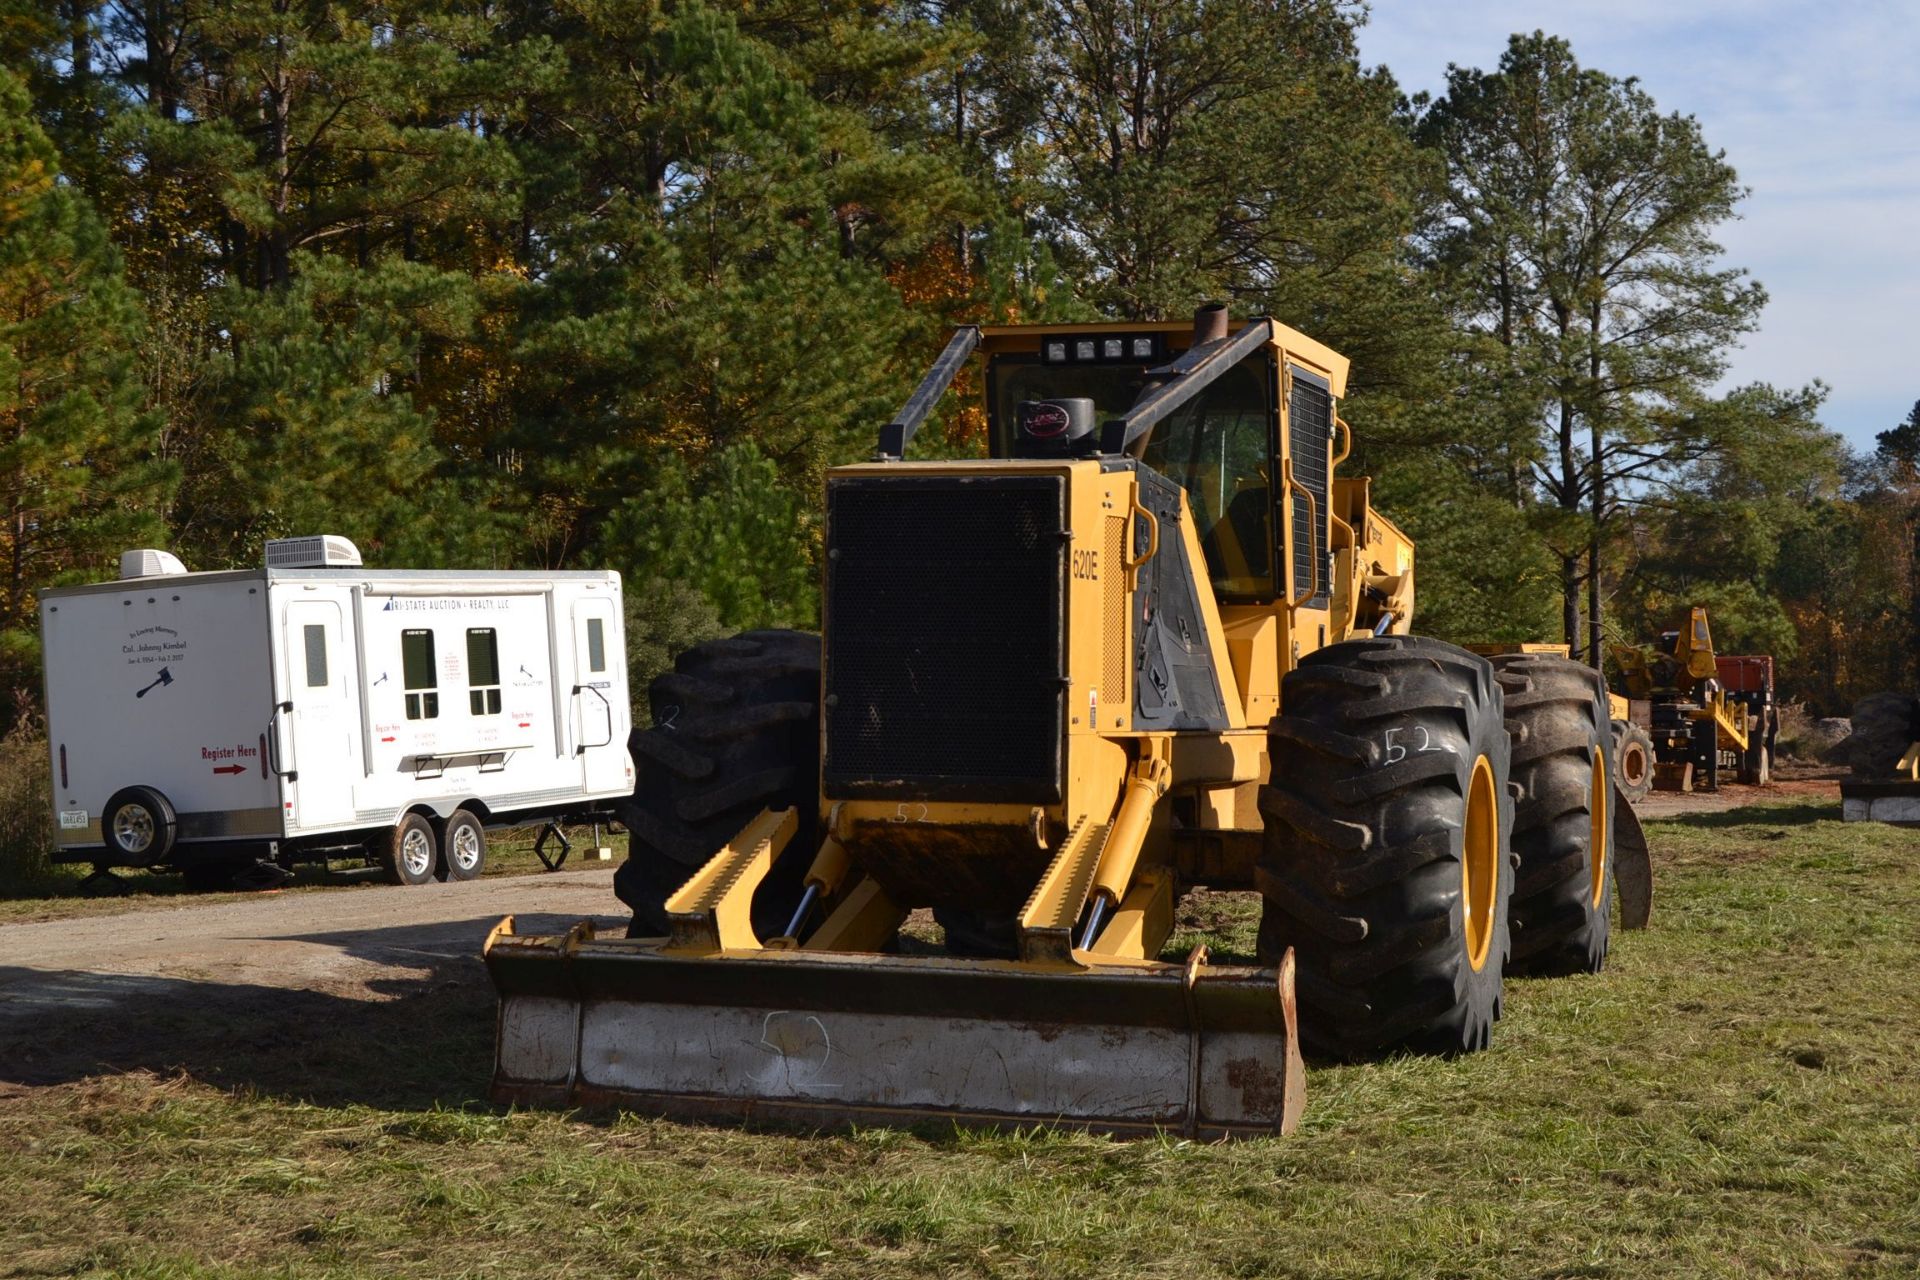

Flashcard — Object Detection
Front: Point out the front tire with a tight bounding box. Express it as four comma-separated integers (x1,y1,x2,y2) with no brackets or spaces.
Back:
1492,655,1612,976
383,813,438,886
1847,692,1920,777
1257,636,1514,1058
613,631,819,939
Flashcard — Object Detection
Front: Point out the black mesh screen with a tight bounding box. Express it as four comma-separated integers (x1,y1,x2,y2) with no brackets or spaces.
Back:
823,473,1067,803
1289,374,1331,608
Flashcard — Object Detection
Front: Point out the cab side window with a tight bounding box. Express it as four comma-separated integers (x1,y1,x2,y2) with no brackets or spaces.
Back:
1139,358,1273,598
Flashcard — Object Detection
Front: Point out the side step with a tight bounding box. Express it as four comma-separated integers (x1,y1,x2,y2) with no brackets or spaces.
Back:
485,920,1304,1140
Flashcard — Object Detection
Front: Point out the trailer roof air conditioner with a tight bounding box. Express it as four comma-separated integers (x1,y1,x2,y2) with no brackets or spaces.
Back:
119,549,188,579
265,535,364,569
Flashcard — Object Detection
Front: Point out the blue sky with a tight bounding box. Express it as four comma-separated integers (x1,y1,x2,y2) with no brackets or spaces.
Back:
1353,1,1920,452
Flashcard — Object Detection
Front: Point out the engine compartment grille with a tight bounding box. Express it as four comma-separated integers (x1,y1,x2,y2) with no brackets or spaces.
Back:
1289,373,1331,609
823,473,1067,803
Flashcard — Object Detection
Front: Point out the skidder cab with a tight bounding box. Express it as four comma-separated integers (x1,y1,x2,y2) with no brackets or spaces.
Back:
486,305,1650,1136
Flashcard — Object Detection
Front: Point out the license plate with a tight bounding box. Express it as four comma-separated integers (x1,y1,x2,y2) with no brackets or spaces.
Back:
58,809,88,829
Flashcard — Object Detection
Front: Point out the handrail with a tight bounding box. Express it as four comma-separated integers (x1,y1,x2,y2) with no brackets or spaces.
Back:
875,326,981,459
576,684,614,752
1283,460,1320,609
265,701,297,782
1098,319,1272,455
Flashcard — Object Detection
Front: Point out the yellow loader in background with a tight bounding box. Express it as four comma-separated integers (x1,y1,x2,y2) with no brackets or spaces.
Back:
485,306,1652,1138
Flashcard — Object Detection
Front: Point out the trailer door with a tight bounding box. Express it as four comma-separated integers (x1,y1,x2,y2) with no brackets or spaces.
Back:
569,598,618,780
282,598,360,830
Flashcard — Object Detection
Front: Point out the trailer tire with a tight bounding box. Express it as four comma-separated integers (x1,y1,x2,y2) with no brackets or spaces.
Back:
102,786,176,866
613,630,819,940
438,809,487,881
383,812,438,886
1491,655,1612,976
1256,636,1514,1059
1612,719,1654,803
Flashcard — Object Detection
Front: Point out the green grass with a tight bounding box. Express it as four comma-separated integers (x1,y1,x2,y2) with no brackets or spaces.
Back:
4,800,1919,1277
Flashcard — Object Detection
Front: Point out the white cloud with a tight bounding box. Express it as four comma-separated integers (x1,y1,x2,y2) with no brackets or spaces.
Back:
1356,0,1920,446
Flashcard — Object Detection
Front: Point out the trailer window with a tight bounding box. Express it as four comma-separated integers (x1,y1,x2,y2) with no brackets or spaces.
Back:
402,629,439,720
586,617,606,673
467,628,502,716
303,625,329,688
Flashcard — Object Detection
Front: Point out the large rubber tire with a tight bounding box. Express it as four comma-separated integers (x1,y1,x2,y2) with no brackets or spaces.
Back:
613,631,819,940
1257,636,1515,1059
1611,719,1654,803
1491,655,1612,977
1847,692,1920,778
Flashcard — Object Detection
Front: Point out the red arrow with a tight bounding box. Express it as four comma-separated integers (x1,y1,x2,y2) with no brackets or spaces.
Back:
212,764,247,776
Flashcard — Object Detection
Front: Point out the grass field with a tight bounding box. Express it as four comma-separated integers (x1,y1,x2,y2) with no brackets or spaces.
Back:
4,800,1919,1278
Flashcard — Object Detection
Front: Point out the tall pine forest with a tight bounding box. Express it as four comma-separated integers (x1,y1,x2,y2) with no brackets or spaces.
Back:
0,3,1911,725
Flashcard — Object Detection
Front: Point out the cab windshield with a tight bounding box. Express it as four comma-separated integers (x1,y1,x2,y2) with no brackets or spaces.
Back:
985,354,1277,600
987,358,1155,456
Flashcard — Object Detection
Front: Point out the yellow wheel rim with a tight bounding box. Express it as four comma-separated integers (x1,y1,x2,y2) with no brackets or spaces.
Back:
1589,749,1610,909
1463,754,1498,973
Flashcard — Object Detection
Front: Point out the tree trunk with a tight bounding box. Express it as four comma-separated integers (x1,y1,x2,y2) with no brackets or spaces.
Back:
1587,298,1605,670
1909,509,1920,692
1561,552,1581,655
1558,392,1581,658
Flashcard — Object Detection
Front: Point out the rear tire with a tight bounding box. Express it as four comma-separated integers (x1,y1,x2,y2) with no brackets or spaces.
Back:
1492,655,1612,976
1257,636,1514,1059
438,809,487,881
102,786,176,867
1611,719,1654,803
613,631,819,940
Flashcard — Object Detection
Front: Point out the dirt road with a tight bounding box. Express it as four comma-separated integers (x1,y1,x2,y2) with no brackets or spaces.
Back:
1629,762,1842,818
0,867,624,1098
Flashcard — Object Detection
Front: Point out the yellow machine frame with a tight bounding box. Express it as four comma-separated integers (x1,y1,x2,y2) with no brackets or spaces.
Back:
486,310,1641,1137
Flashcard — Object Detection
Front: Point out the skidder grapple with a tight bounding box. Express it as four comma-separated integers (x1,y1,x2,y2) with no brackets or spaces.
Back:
485,306,1652,1137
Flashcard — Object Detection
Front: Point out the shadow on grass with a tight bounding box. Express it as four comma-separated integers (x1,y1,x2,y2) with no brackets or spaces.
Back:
0,912,607,1111
1650,801,1840,830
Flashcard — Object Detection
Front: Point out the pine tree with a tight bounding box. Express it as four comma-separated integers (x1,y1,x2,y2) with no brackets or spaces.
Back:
0,68,174,721
1415,32,1768,663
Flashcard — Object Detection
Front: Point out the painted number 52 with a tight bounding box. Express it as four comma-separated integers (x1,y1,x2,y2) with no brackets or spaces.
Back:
1383,725,1448,764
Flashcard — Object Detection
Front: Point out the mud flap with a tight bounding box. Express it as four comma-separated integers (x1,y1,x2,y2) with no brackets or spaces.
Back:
1613,784,1652,929
484,919,1304,1139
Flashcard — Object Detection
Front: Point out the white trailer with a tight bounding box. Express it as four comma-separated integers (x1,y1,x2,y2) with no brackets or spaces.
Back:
40,537,633,887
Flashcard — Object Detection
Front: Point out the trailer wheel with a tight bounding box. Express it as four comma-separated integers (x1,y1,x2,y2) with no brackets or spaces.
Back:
613,631,819,939
1491,654,1613,976
102,786,176,866
1257,636,1514,1059
383,812,438,886
1612,720,1654,803
437,810,487,881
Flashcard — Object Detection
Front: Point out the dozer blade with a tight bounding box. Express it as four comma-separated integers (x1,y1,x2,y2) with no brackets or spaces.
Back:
484,920,1304,1140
